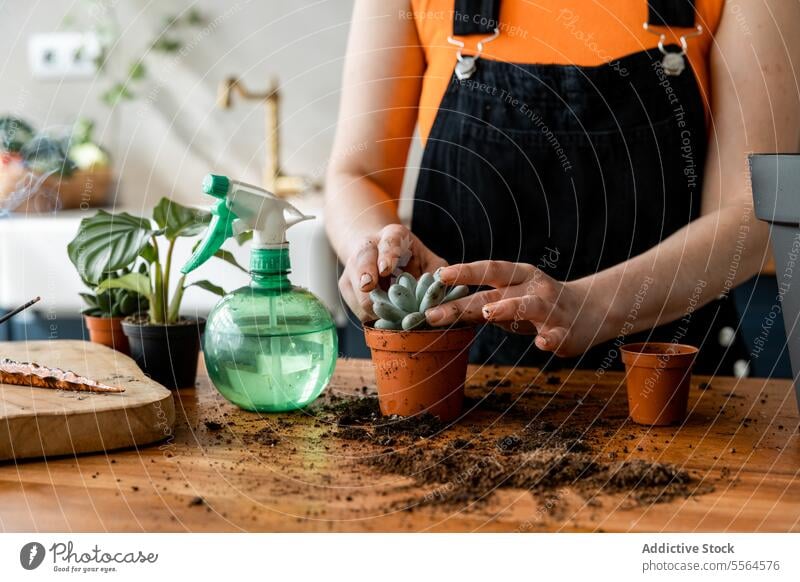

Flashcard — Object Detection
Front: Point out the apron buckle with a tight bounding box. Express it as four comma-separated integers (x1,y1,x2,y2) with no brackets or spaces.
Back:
455,56,477,80
447,28,499,81
643,23,703,76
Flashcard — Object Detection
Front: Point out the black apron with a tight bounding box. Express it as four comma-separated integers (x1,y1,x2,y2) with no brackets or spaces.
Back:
411,0,745,374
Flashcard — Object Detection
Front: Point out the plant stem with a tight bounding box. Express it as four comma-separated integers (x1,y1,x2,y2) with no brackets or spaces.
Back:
163,238,176,323
149,235,164,324
167,275,186,323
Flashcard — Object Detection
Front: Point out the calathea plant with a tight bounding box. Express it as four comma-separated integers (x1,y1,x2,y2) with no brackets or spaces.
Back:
69,198,246,324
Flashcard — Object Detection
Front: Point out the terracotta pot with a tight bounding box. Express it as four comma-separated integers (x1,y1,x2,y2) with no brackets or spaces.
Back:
363,324,475,422
83,315,130,355
621,342,699,426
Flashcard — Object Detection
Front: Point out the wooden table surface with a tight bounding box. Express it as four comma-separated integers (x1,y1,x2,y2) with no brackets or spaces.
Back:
1,358,798,532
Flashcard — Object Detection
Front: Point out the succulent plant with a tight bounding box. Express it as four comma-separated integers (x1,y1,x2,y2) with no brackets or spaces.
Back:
370,270,469,330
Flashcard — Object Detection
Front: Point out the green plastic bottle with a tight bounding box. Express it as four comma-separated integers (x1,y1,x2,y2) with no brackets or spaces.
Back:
182,174,337,412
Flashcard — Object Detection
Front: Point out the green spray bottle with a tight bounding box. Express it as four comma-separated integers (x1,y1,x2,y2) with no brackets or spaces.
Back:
182,174,337,412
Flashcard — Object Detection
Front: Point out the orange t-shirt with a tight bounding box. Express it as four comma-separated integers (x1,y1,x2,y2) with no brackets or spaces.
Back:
411,0,724,144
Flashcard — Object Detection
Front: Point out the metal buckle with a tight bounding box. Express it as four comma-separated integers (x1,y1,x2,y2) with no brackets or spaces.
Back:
643,22,703,76
447,28,500,81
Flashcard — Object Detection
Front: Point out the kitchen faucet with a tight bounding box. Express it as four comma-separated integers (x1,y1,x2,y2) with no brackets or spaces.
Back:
218,77,317,197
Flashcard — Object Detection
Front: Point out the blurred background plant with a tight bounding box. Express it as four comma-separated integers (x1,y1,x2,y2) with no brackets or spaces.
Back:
60,1,208,107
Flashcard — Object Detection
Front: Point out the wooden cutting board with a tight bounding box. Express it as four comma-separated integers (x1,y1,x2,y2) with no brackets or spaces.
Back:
0,340,174,461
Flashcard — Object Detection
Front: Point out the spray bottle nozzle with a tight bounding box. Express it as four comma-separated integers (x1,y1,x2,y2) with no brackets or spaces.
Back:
181,174,314,275
202,174,230,198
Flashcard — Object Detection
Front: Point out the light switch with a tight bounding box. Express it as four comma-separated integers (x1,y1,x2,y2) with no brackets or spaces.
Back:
28,32,101,80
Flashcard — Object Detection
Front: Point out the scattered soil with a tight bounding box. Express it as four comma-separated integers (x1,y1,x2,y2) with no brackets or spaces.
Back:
311,391,709,510
314,395,444,445
248,425,281,447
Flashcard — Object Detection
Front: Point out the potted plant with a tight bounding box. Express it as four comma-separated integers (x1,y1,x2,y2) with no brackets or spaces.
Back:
0,116,112,213
69,198,243,389
363,271,474,422
68,211,150,354
76,268,148,355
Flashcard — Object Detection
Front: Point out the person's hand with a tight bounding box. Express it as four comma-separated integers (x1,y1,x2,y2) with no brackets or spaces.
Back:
424,261,607,357
339,224,447,321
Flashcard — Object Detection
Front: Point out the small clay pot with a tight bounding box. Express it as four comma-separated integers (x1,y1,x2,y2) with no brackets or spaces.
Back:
621,342,699,426
83,315,130,355
363,324,475,422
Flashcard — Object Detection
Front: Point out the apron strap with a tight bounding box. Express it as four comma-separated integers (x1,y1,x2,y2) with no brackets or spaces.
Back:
452,0,697,37
453,0,500,36
647,0,697,27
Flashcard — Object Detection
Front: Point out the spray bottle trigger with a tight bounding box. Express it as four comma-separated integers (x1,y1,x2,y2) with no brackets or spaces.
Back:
180,198,238,274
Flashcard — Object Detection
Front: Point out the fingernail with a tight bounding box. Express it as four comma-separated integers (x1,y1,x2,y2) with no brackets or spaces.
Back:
426,308,444,325
482,305,495,320
378,260,388,274
438,267,453,282
359,273,372,289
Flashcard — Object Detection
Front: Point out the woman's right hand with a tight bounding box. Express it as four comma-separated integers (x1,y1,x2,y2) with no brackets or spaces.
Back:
339,224,447,321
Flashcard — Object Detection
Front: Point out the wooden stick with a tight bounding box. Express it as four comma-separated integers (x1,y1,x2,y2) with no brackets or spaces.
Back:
0,296,41,325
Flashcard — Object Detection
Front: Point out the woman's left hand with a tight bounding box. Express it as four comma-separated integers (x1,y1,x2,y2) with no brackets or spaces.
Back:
425,261,607,358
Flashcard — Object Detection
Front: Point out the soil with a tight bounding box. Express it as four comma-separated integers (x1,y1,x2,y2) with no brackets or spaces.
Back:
314,395,444,446
309,387,710,510
123,314,200,327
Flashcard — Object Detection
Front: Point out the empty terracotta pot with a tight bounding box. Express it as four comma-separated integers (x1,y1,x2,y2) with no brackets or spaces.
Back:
84,315,130,355
363,324,475,422
621,342,698,425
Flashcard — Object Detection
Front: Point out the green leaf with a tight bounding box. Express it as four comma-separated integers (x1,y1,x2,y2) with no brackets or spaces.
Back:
234,231,253,245
152,36,181,53
187,279,225,297
101,83,134,107
213,249,248,273
128,60,147,80
71,118,94,144
79,292,98,308
96,272,152,299
153,197,211,241
185,8,206,26
140,243,158,264
67,210,153,284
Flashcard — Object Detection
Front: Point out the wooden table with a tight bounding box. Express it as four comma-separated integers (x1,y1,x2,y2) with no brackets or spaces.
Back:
1,359,798,532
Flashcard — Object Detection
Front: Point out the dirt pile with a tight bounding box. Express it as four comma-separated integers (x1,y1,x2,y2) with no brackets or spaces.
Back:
315,391,705,509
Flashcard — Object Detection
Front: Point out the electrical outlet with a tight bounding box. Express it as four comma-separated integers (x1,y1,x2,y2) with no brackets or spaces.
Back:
28,32,101,80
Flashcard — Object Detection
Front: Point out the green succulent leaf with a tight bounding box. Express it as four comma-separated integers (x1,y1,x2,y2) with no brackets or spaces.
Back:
96,272,152,299
153,197,211,241
186,279,226,297
67,210,154,284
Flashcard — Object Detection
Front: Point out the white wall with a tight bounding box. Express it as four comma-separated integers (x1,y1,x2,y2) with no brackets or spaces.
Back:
0,0,357,209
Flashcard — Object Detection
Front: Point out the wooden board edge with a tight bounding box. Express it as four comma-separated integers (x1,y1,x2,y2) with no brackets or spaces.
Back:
0,388,175,462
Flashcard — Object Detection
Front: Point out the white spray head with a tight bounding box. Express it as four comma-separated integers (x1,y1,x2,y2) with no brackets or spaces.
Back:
181,174,314,274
